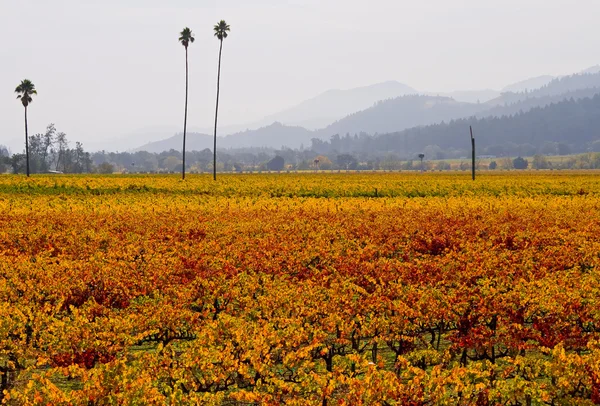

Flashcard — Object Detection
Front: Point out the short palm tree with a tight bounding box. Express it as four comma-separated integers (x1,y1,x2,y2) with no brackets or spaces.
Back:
179,27,195,180
212,20,230,181
15,80,37,177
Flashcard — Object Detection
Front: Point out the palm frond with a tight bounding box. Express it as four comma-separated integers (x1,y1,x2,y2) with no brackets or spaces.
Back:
15,79,36,107
213,20,230,40
179,27,195,47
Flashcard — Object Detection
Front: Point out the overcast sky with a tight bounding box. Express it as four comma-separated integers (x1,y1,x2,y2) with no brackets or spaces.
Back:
2,0,600,151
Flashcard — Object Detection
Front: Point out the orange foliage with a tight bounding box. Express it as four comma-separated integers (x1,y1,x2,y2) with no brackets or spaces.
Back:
1,172,600,405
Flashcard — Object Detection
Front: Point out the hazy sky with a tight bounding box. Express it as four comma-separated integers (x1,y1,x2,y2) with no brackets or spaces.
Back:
2,0,600,151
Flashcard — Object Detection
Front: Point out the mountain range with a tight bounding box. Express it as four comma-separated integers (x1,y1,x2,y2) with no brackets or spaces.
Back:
372,94,600,156
135,66,600,154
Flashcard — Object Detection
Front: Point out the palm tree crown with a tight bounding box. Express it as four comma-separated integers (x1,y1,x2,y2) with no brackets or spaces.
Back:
15,79,37,107
214,20,230,40
179,27,195,48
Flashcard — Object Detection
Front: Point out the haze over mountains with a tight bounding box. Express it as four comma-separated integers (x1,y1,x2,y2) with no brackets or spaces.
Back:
134,65,600,154
260,81,417,130
500,75,554,93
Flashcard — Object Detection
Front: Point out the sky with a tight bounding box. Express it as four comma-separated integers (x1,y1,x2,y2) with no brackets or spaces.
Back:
2,0,600,151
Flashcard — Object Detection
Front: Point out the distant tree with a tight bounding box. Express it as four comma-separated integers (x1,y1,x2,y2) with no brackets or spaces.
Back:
489,161,498,170
0,146,9,173
500,157,514,170
418,153,425,172
55,132,68,172
513,156,529,170
381,154,402,170
296,160,310,170
435,161,451,171
315,155,332,170
336,154,358,170
27,133,44,173
98,162,115,174
424,145,444,160
532,154,550,169
163,156,183,173
74,142,87,173
14,79,37,177
540,141,559,155
11,154,26,174
591,153,600,169
212,20,231,181
179,27,195,180
41,123,56,170
27,124,57,173
267,156,285,171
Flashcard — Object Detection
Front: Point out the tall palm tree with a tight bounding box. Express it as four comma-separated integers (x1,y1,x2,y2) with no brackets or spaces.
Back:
213,20,230,181
179,27,195,180
15,80,37,177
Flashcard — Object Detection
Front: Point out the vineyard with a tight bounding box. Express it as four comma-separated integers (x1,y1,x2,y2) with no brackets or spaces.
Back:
2,172,600,405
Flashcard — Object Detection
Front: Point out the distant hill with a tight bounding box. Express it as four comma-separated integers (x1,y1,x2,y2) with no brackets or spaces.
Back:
488,72,600,107
87,126,181,152
135,133,211,153
501,75,555,93
498,66,600,94
220,122,314,149
477,86,600,119
581,65,600,74
317,95,487,137
136,122,314,153
261,81,417,129
423,89,500,104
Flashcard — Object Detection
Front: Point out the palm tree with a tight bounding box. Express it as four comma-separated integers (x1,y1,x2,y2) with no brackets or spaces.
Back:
212,20,230,181
179,27,195,180
15,80,37,177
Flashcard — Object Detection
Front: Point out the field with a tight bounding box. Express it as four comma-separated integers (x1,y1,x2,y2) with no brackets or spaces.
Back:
1,172,600,405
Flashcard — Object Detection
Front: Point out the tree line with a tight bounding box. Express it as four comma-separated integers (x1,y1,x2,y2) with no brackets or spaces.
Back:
1,124,92,174
4,140,600,174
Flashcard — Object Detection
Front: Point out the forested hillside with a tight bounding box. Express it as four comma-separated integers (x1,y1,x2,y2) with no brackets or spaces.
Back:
326,94,600,157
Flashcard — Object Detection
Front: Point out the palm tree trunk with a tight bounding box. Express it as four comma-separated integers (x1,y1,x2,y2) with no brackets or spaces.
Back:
213,39,223,181
182,46,189,180
24,106,30,177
